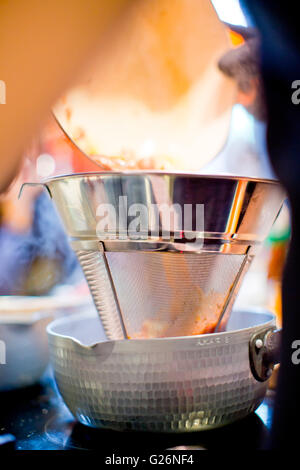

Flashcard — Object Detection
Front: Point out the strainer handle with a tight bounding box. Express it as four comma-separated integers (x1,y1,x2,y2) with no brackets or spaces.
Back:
249,327,281,382
18,182,52,199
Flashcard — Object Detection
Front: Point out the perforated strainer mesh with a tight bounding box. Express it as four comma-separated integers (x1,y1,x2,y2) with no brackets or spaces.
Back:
76,249,248,339
77,251,246,339
106,252,246,338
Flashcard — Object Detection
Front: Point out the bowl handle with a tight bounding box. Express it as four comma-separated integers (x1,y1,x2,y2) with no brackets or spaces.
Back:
249,327,281,381
18,182,52,199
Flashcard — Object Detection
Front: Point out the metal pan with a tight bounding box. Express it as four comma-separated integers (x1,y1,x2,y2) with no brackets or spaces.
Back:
47,309,280,432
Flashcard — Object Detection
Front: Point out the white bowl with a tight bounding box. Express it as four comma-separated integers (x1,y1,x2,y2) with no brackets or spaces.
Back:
0,298,54,391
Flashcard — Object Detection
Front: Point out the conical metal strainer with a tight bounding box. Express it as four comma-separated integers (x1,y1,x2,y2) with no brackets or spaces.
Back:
21,172,285,340
76,250,248,339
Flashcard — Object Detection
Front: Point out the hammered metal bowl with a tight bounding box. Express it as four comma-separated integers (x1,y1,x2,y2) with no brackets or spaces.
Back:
47,309,275,432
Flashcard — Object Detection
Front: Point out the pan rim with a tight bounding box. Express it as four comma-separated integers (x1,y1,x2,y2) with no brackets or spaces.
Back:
47,309,276,350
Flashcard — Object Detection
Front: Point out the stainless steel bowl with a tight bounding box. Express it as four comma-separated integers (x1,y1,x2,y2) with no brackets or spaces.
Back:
47,309,278,432
21,173,285,341
41,172,285,253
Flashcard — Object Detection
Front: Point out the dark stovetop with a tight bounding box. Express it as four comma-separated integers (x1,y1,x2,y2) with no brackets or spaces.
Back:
0,369,275,451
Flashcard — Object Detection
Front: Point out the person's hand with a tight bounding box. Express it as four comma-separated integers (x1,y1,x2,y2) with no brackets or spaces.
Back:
218,27,266,121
